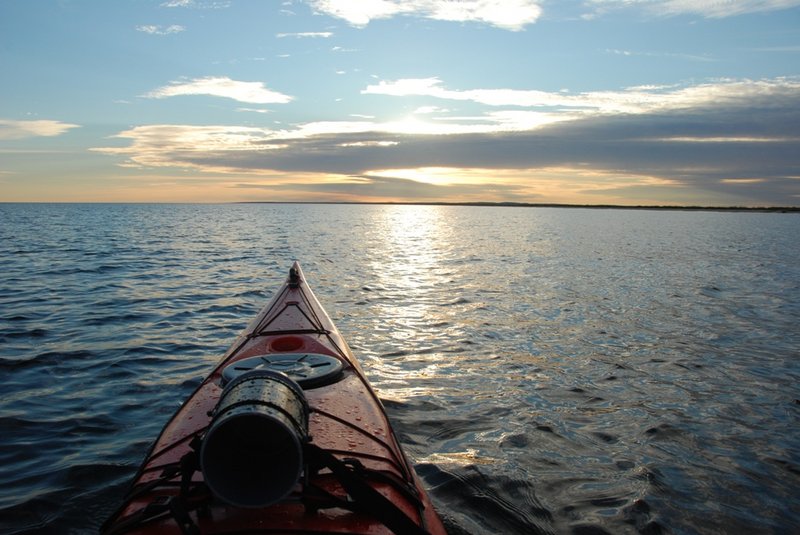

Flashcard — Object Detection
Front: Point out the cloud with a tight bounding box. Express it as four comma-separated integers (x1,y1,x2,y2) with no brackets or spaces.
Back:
95,77,800,205
585,0,800,18
161,0,231,8
306,0,542,31
363,76,800,115
605,48,715,62
276,31,334,38
136,24,186,35
233,173,534,202
0,119,81,140
236,107,272,114
144,77,293,104
414,105,450,114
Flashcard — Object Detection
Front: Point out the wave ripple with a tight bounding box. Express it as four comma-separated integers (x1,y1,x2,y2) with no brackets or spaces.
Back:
1,203,799,534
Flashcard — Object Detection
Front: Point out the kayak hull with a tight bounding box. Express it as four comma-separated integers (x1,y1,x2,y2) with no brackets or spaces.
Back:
103,262,446,535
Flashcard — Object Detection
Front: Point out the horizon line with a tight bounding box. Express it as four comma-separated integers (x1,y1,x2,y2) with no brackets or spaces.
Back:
2,201,798,212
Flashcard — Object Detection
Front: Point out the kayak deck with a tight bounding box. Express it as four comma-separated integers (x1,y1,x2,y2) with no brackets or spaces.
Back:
103,263,446,534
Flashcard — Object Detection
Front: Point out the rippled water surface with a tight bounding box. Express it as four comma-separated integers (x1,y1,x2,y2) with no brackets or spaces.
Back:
1,203,799,534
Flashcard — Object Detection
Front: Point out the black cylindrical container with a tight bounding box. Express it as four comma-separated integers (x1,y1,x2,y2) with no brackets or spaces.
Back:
200,369,309,508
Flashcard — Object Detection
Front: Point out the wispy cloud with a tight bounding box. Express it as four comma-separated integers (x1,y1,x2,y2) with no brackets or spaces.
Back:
276,31,333,38
0,119,80,140
306,0,543,31
414,105,450,114
585,0,800,18
144,77,293,104
363,76,800,115
653,136,798,143
232,173,534,203
236,107,272,114
605,48,715,62
136,24,186,35
161,0,231,8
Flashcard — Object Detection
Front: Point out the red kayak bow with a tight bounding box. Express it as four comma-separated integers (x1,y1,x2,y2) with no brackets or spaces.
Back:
103,262,447,535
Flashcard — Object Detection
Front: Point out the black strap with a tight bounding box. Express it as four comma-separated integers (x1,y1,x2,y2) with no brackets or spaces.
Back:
169,497,200,535
102,442,205,535
340,457,424,509
305,444,431,535
179,450,198,499
106,441,430,535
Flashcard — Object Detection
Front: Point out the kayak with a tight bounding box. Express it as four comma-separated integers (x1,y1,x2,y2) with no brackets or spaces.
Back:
102,262,447,535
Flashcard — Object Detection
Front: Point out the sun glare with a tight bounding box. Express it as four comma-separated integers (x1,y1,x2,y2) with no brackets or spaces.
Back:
369,205,450,300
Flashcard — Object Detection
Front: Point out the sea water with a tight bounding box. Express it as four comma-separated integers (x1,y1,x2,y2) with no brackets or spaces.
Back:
1,203,798,534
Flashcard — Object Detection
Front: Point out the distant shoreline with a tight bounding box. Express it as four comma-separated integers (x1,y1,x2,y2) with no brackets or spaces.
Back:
2,202,798,212
237,201,800,213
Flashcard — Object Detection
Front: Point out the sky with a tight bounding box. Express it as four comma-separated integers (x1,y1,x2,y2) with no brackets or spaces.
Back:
1,0,799,206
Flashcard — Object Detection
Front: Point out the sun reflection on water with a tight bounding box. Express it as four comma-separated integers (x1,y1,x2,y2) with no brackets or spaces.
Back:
369,204,451,292
357,205,463,395
366,205,455,324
